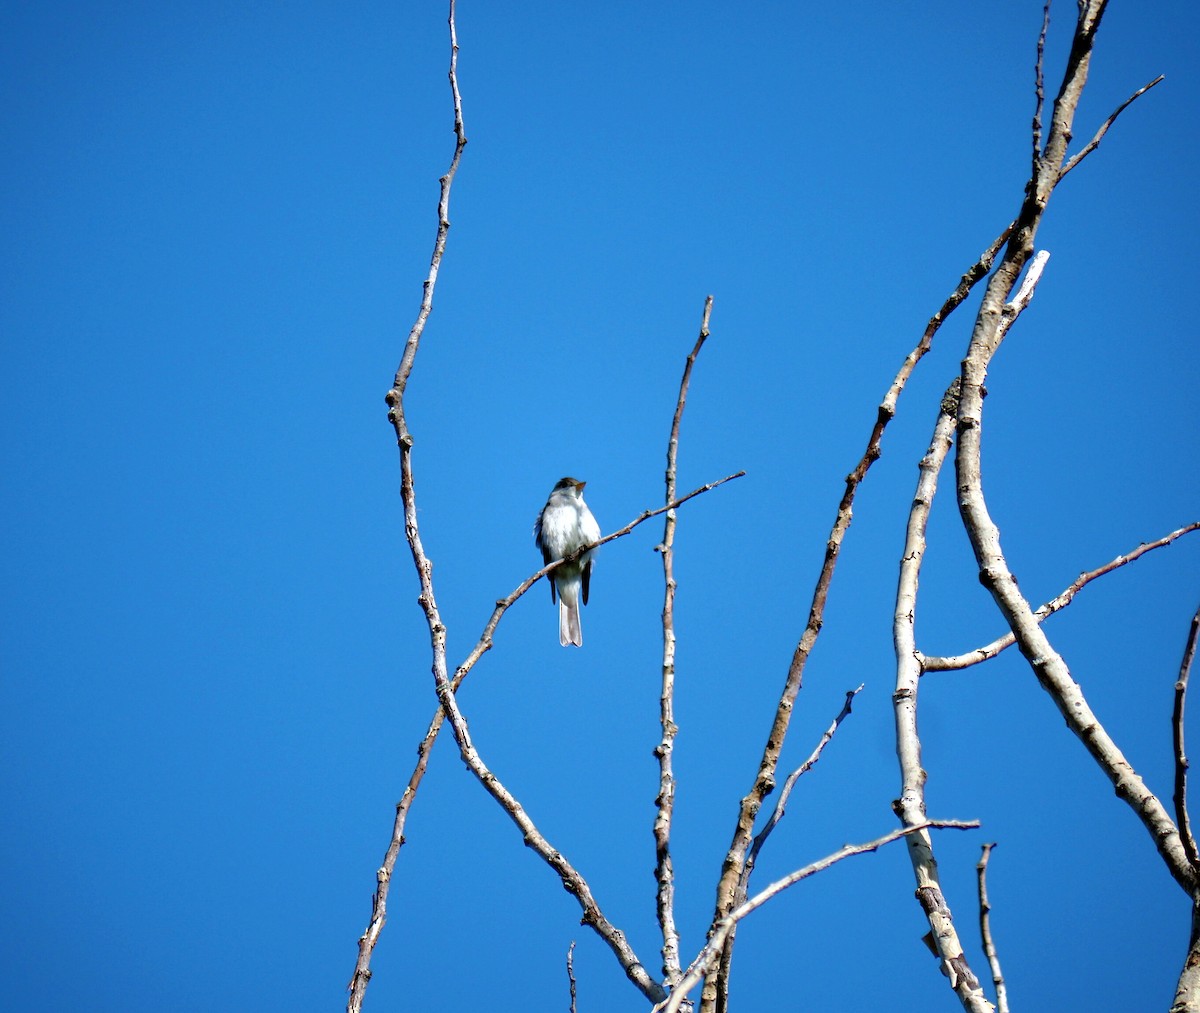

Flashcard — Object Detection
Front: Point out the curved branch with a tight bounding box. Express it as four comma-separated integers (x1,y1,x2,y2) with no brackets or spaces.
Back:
955,0,1196,897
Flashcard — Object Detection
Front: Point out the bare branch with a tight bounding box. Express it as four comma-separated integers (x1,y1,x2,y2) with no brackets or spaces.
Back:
977,844,1009,1013
923,522,1200,672
349,3,466,1006
1061,75,1165,179
893,379,992,1011
657,821,981,1013
1174,606,1200,874
654,296,714,986
956,0,1197,897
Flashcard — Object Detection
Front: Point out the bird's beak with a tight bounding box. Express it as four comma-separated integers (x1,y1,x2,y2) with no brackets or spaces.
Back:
575,480,586,491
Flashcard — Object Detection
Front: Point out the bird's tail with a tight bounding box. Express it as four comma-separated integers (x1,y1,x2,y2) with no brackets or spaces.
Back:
559,598,582,647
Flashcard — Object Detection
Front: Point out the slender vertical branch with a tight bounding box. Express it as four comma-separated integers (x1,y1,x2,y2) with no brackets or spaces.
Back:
1174,607,1200,874
654,296,713,986
433,641,669,1002
976,844,1009,1013
892,379,992,1011
348,4,466,1009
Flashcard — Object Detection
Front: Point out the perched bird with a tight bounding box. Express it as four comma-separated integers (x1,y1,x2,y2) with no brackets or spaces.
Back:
533,477,601,647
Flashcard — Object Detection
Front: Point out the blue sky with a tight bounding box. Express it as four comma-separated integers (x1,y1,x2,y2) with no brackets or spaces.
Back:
3,2,1197,1010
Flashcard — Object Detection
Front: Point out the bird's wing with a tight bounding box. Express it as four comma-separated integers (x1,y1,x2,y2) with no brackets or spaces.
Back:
533,508,557,602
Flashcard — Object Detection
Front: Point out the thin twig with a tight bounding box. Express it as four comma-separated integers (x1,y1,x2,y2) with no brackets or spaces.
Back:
567,941,578,1013
655,296,713,986
976,844,1009,1013
893,379,992,1009
713,683,865,1005
1174,606,1200,874
1032,1,1050,169
956,0,1197,898
348,3,466,1008
741,685,865,895
923,522,1200,671
656,821,981,1013
1061,75,1164,179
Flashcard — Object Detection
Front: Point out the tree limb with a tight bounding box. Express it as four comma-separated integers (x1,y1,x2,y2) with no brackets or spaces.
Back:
1171,900,1200,1013
432,630,669,1002
741,685,865,892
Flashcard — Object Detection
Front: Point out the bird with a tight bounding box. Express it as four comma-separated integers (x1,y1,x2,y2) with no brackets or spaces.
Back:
533,477,601,647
